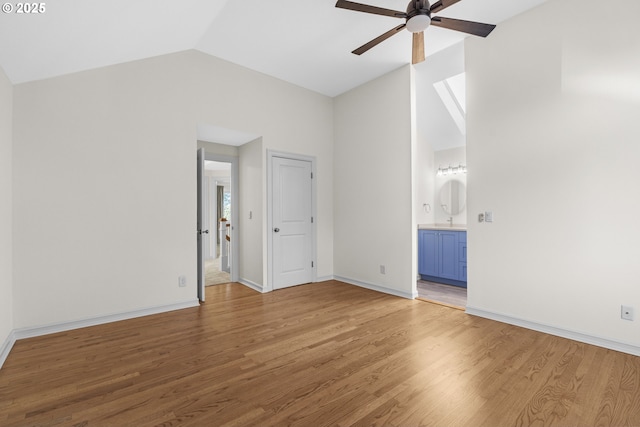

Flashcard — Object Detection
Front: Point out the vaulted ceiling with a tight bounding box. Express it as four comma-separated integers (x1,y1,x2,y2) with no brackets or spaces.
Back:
0,0,547,97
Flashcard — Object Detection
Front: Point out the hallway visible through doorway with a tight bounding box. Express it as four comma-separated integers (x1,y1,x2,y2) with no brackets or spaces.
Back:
203,159,235,286
205,253,231,286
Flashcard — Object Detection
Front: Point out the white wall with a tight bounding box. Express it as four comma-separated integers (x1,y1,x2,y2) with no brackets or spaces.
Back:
239,138,264,287
466,0,640,353
414,131,435,226
197,140,239,157
0,66,13,358
414,43,466,152
333,65,416,298
414,43,466,226
12,50,333,329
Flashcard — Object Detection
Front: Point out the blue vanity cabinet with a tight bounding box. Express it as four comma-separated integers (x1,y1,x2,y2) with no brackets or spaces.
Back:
418,229,467,287
418,229,438,277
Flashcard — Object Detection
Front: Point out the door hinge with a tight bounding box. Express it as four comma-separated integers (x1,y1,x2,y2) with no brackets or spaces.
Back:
311,172,313,179
312,261,314,268
311,217,314,223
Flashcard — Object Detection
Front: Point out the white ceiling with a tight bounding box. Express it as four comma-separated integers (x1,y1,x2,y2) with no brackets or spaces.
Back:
0,0,548,97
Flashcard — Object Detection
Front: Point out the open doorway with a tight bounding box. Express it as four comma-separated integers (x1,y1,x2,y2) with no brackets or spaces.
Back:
197,150,240,300
204,160,232,286
414,44,467,309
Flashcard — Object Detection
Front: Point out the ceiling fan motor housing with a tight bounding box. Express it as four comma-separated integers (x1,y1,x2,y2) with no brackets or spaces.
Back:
406,0,432,33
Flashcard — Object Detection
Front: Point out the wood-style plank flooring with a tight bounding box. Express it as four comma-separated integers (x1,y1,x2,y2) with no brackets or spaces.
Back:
1,281,639,426
416,280,467,309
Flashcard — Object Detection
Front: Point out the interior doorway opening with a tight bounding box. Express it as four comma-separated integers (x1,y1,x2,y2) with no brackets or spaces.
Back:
197,150,240,302
204,160,232,286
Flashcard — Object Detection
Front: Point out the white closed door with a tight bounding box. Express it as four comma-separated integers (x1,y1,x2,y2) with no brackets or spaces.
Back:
272,156,313,289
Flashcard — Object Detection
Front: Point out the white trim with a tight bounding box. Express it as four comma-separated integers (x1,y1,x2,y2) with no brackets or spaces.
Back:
266,150,317,292
0,330,16,369
13,299,199,340
315,275,335,283
238,278,264,293
334,275,417,300
466,306,640,357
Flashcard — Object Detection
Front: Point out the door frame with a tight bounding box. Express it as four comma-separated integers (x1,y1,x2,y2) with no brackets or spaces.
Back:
266,150,317,292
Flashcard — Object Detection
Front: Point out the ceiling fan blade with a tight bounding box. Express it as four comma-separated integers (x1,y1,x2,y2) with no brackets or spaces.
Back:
430,0,461,14
352,24,406,55
430,17,496,37
412,32,425,64
335,0,406,18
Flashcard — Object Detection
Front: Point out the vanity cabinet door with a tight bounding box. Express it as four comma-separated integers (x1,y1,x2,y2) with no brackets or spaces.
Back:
418,230,438,277
437,231,459,280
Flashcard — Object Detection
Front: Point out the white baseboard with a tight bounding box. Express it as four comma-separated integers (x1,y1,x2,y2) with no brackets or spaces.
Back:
0,330,16,369
239,278,263,293
466,306,640,357
334,275,416,299
315,275,335,282
13,299,200,341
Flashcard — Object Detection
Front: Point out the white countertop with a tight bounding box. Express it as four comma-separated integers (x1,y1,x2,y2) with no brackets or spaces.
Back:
418,224,467,231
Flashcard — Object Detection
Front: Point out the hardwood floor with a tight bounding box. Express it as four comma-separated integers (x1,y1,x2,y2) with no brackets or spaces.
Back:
1,281,639,426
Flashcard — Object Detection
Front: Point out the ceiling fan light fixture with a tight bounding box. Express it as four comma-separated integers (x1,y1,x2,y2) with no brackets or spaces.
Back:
406,15,431,33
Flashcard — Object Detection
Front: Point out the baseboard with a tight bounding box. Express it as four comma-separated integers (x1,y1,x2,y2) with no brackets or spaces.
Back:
0,330,16,369
13,299,200,341
239,278,263,293
466,306,640,357
315,275,335,282
334,275,417,299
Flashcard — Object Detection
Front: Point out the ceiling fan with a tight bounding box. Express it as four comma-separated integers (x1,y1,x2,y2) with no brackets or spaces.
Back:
335,0,496,64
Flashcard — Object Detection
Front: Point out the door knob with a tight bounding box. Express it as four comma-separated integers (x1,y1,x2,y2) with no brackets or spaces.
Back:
203,229,209,234
274,228,280,232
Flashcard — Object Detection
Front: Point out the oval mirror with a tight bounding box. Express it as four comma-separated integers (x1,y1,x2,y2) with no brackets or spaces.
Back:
439,179,466,215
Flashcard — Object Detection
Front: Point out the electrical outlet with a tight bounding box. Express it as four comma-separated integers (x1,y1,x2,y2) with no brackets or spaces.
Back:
380,265,386,275
621,305,634,321
178,275,187,287
478,213,484,222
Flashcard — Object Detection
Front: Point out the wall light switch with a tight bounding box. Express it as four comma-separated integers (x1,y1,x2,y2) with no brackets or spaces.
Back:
485,211,493,223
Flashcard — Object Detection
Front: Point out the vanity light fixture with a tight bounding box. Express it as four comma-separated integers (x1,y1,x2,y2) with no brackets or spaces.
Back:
437,164,467,176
